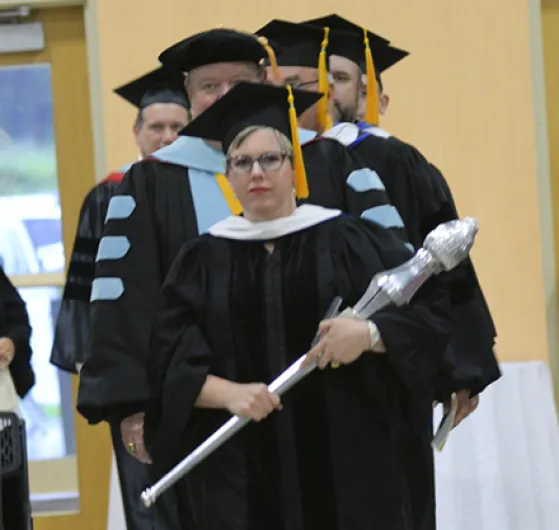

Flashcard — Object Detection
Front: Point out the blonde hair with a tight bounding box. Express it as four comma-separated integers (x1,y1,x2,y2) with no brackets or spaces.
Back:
227,125,293,156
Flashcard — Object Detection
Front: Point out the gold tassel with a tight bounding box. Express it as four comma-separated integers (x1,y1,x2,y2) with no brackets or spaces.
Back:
363,27,379,126
286,85,309,198
317,27,334,132
258,36,281,83
216,173,243,215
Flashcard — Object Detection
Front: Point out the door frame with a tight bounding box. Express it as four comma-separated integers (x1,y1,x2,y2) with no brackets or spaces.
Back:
1,5,112,529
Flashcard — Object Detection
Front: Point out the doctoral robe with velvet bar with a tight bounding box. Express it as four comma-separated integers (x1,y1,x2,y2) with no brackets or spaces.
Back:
50,164,130,374
77,137,231,424
323,122,499,394
145,211,452,530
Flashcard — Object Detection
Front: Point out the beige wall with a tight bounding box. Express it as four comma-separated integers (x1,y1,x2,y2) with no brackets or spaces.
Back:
542,0,559,391
85,0,556,364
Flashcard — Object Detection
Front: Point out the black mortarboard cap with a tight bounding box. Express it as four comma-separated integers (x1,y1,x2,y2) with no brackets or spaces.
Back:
358,45,410,75
113,66,189,110
303,14,390,49
158,28,267,73
304,14,408,125
319,30,394,73
255,19,327,68
254,19,334,131
179,82,323,197
303,14,409,74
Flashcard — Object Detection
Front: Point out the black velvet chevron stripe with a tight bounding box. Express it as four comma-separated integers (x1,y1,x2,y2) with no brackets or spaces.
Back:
66,261,96,280
71,236,100,257
63,236,101,302
64,283,93,303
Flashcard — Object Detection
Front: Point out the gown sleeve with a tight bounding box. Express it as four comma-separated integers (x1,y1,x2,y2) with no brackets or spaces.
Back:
144,238,213,473
0,266,34,398
419,162,500,398
374,139,499,398
50,182,116,374
333,218,453,405
77,163,165,424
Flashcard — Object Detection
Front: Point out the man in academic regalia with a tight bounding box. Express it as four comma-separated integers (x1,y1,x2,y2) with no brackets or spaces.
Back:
301,14,407,128
259,26,410,243
77,27,412,452
264,13,499,414
256,19,410,247
52,66,188,530
51,66,189,375
77,29,270,452
303,13,499,407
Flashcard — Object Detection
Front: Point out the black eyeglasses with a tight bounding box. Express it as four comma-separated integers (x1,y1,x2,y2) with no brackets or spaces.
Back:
226,151,290,174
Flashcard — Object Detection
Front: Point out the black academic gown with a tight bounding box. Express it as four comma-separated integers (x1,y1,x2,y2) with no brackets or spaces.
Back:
421,161,499,396
50,167,129,373
323,123,499,394
77,137,237,424
77,131,409,425
144,207,452,530
0,266,33,530
50,166,177,530
0,266,34,398
324,123,499,530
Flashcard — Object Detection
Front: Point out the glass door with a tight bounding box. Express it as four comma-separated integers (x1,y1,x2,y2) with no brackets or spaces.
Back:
0,6,112,530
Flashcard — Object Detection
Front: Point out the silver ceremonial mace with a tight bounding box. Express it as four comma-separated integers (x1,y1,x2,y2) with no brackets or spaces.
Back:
141,217,479,508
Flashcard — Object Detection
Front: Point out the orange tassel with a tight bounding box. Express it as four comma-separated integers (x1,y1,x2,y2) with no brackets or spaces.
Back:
216,173,243,214
258,36,281,83
317,27,334,132
286,85,309,198
363,28,379,126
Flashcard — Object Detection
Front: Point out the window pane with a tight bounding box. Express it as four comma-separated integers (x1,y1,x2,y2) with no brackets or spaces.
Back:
18,286,76,461
0,64,65,275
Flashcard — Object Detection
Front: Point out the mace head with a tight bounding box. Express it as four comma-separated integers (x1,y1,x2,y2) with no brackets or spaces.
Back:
423,217,479,271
